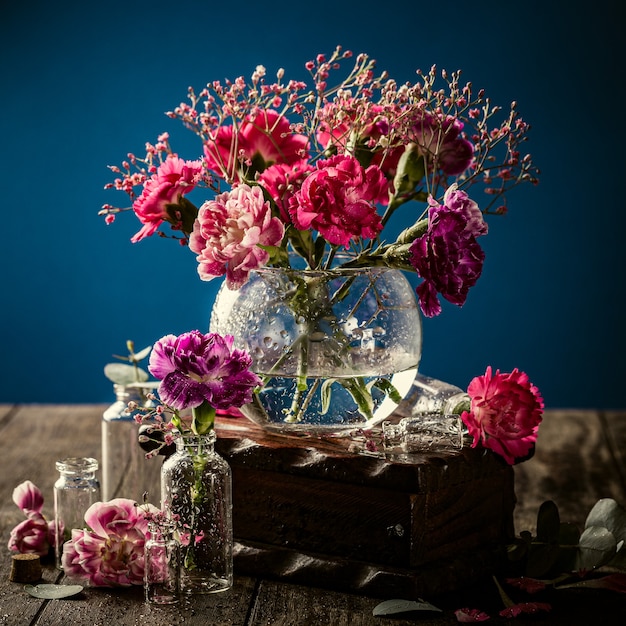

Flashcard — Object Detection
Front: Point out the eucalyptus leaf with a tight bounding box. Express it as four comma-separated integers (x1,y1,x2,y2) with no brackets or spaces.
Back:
104,363,149,384
25,584,83,599
575,526,617,571
132,345,152,361
585,498,626,543
372,598,442,617
526,542,561,578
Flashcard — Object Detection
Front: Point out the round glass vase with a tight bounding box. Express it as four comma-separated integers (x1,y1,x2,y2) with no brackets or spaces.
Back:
160,432,233,595
210,263,422,434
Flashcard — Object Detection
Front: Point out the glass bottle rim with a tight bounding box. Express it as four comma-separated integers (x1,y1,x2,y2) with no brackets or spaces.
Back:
55,457,99,473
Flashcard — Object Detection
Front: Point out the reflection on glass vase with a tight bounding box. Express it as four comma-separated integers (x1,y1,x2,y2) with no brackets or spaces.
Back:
160,432,233,594
210,262,422,434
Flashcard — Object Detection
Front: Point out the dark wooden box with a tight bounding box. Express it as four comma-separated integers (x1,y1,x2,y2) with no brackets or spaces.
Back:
215,417,515,598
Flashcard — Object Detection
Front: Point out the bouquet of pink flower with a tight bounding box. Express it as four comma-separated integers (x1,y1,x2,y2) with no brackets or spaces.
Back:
101,45,538,319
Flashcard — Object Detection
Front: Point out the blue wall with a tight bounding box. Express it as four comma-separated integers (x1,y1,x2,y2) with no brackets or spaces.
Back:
1,0,624,408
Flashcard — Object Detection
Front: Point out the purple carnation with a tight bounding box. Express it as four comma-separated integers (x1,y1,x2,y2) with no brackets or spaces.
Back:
148,331,261,411
410,207,485,318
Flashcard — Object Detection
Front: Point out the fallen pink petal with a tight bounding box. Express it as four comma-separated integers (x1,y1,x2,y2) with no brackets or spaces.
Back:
454,607,491,622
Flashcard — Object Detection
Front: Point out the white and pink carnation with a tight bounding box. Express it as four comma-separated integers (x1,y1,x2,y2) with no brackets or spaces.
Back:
189,183,284,289
61,498,158,587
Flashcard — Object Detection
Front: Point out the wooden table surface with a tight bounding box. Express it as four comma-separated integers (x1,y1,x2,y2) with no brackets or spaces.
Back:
1,405,625,625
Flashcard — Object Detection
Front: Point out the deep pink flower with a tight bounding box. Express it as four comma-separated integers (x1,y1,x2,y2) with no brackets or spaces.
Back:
190,183,284,289
454,607,491,622
7,514,53,556
148,330,261,411
409,210,485,318
12,480,44,516
61,499,157,587
288,154,387,247
461,366,544,464
131,155,202,242
411,111,474,176
499,602,551,618
204,109,308,180
258,160,314,222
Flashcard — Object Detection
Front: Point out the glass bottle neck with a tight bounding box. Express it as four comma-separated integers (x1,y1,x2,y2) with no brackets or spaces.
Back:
175,431,217,455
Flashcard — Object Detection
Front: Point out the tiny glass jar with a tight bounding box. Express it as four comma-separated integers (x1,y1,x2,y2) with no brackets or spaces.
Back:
53,457,100,569
161,431,233,594
383,413,466,453
144,520,180,604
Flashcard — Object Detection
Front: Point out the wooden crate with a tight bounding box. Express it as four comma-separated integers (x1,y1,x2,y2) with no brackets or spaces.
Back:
214,416,515,598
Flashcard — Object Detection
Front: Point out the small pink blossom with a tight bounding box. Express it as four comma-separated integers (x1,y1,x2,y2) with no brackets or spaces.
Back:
61,499,158,587
505,577,546,594
288,154,386,247
455,608,491,622
131,155,202,242
7,514,55,557
190,183,284,289
12,480,44,516
461,366,544,464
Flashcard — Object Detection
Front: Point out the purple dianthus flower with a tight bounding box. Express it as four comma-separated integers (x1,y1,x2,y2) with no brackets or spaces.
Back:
410,188,487,317
149,330,261,411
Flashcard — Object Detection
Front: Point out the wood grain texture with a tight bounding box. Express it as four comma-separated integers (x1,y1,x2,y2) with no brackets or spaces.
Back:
1,406,625,626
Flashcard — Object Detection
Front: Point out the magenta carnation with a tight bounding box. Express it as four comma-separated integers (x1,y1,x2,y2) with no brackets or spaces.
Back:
204,109,308,180
190,183,284,289
61,499,156,587
288,154,387,247
148,330,261,412
131,155,202,242
461,366,544,464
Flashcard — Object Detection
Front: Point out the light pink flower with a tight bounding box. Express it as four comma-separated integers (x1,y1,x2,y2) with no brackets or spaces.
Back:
7,514,53,556
204,109,308,180
190,183,285,289
499,602,551,618
61,499,157,587
461,367,544,464
12,480,44,516
288,154,387,247
131,155,202,242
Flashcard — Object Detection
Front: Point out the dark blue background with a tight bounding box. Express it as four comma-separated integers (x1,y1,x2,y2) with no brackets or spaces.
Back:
1,0,624,408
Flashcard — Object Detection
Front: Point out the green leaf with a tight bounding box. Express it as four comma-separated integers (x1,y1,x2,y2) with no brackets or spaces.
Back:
320,379,334,415
585,498,626,570
191,402,216,435
526,542,561,578
369,378,402,404
339,377,373,420
372,598,442,617
575,526,618,571
537,500,561,542
104,363,149,384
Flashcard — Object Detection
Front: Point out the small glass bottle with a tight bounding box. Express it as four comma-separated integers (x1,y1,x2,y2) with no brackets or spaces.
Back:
54,457,100,569
394,373,470,418
161,431,233,594
144,520,180,604
101,382,161,504
382,413,466,453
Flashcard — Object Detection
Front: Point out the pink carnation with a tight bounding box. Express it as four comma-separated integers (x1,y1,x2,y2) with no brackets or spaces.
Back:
7,514,55,557
258,161,314,222
61,499,156,587
461,366,544,464
204,109,308,181
12,480,44,516
131,155,202,242
412,111,474,176
288,154,387,247
189,183,285,289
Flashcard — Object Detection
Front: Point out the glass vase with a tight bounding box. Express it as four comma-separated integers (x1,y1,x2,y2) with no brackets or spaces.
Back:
160,432,233,595
144,520,180,604
101,382,161,504
210,262,422,434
